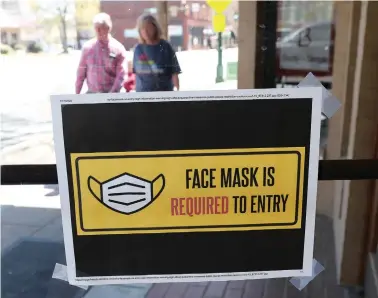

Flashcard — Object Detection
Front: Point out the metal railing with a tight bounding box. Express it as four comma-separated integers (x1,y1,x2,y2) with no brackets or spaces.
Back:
2,159,378,185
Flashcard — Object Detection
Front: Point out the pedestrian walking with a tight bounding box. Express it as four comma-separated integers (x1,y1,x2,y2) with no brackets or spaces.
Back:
133,14,181,92
207,36,212,49
75,13,128,94
230,30,236,44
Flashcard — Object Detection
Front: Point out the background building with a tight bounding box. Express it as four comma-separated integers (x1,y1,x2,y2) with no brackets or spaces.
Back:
224,0,238,36
100,0,213,51
75,0,100,48
0,0,37,46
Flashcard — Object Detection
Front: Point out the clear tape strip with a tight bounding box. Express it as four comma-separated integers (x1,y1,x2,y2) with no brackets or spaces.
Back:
52,263,89,290
297,72,341,119
83,284,153,297
289,259,325,291
294,75,331,289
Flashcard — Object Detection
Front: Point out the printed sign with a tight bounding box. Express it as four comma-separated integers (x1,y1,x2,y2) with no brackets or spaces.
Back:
72,147,304,235
212,14,226,33
227,61,238,80
207,0,232,14
51,88,322,286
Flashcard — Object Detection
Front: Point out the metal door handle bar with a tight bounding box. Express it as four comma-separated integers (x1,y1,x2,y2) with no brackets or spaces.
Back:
1,159,378,185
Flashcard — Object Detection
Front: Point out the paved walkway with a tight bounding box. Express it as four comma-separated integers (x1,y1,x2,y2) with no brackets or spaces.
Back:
0,80,238,165
1,186,361,298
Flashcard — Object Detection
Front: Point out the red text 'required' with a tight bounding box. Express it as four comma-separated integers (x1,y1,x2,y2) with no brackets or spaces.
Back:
171,196,229,217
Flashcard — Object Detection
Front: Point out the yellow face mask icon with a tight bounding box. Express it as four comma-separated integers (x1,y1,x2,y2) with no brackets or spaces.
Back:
87,172,165,215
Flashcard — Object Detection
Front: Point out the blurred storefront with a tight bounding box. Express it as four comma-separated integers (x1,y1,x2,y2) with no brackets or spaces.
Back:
224,0,238,37
0,0,37,46
101,0,213,50
0,8,22,46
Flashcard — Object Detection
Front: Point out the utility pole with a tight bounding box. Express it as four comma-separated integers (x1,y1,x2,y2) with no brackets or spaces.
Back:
156,1,169,40
216,32,224,83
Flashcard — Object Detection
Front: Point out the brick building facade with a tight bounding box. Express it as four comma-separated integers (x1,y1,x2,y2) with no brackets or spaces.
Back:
100,0,213,50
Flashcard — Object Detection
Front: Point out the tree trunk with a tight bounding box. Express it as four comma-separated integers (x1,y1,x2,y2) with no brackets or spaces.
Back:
60,16,68,53
76,27,81,50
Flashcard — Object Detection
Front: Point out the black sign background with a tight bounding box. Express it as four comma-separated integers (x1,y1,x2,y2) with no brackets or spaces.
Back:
61,98,312,277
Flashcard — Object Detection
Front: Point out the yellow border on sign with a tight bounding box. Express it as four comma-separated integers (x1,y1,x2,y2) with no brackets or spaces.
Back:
70,147,305,235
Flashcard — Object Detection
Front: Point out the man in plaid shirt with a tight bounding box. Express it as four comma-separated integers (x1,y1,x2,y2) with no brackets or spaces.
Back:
75,13,128,94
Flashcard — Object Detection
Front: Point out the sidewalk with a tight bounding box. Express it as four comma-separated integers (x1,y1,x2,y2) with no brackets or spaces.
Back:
0,80,238,165
1,132,56,165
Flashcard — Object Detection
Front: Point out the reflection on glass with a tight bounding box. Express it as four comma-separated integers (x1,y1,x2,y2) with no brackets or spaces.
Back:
4,1,369,298
277,1,334,75
276,1,334,153
0,1,240,166
0,0,333,165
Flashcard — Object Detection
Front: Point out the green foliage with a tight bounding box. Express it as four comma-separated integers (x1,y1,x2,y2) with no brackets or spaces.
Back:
0,44,15,55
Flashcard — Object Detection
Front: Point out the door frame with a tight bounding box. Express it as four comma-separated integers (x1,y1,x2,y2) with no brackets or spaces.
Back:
364,122,378,298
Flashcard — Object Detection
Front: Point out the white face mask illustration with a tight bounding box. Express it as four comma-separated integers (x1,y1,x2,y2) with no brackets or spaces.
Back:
87,173,165,215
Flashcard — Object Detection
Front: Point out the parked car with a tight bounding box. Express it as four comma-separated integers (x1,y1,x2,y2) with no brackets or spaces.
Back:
276,28,293,41
26,41,44,53
276,21,335,79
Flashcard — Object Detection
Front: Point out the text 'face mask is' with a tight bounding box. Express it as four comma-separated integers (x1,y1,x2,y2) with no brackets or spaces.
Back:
87,172,165,215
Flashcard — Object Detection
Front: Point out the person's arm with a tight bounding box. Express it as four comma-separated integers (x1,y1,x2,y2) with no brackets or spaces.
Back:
124,61,134,92
110,46,128,93
168,43,181,91
132,45,138,74
172,73,179,91
75,48,87,94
